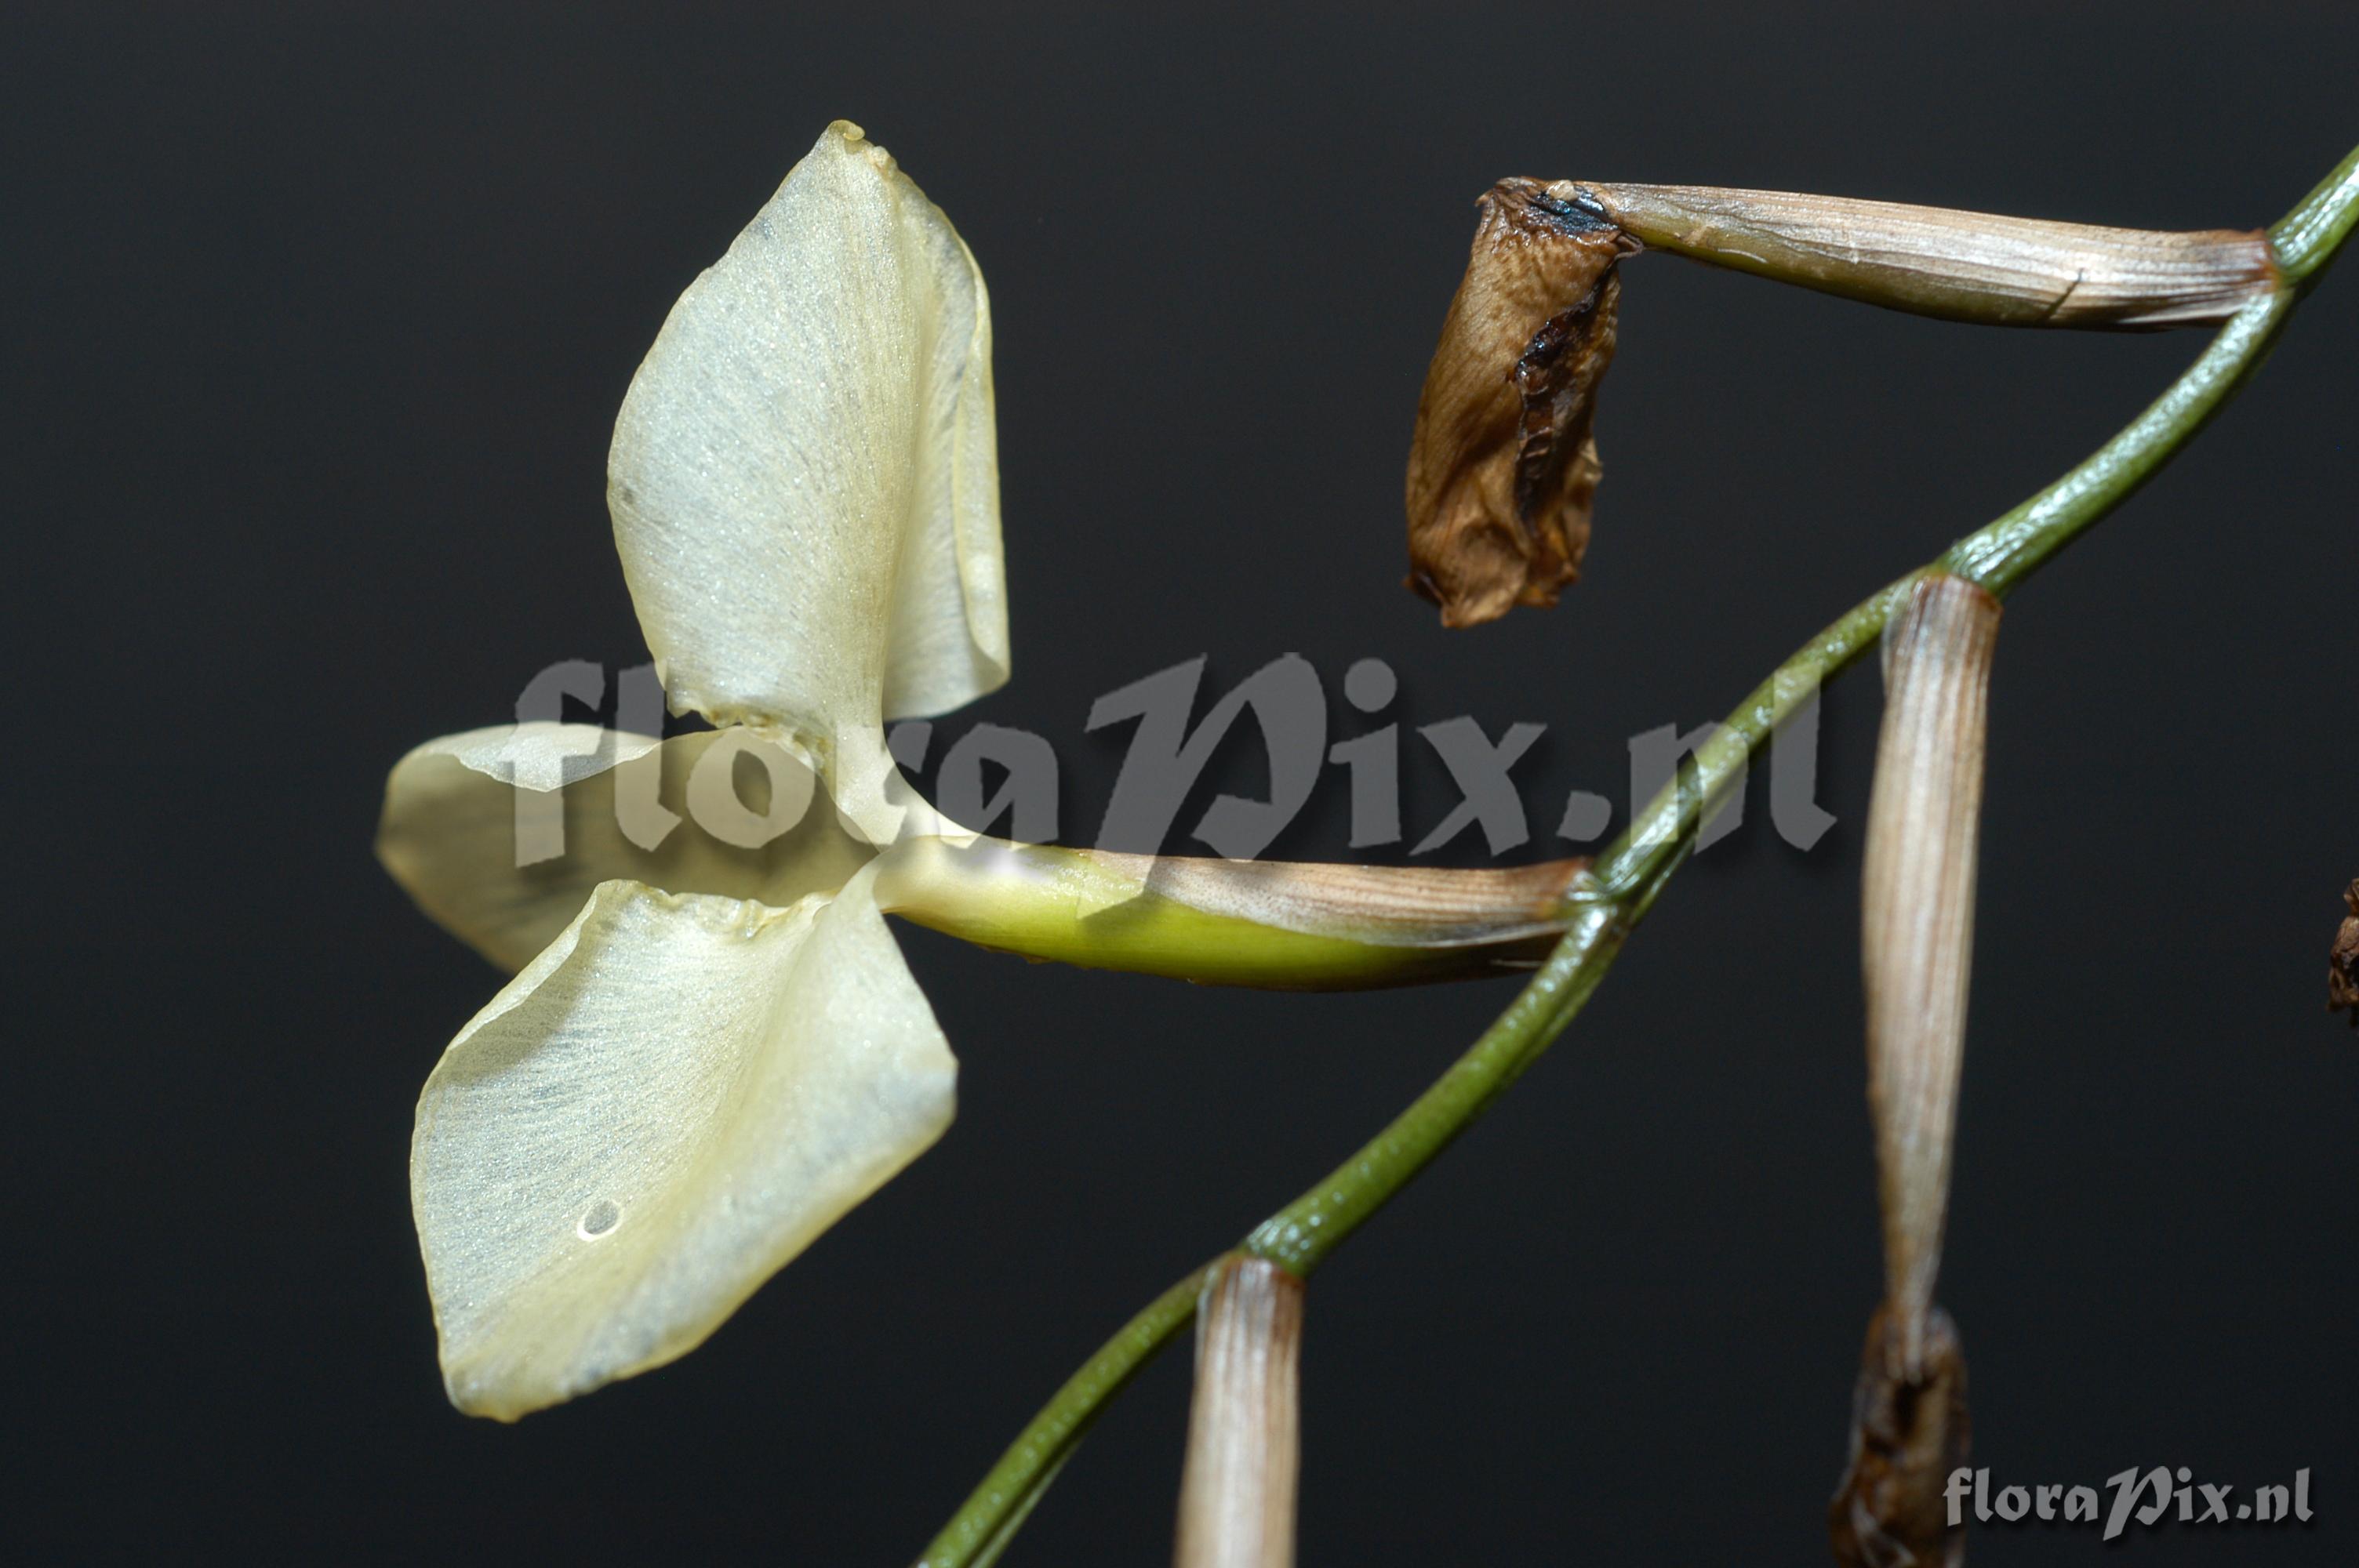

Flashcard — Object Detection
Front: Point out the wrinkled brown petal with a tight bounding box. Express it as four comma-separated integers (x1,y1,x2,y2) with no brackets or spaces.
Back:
2330,879,2359,1027
1830,1304,1970,1568
1405,179,1636,628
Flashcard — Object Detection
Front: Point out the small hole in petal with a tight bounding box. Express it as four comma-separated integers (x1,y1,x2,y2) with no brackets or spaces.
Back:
578,1200,622,1239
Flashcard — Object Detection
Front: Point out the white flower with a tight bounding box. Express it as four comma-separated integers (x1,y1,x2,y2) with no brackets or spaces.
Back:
382,122,1003,1420
379,121,1584,1421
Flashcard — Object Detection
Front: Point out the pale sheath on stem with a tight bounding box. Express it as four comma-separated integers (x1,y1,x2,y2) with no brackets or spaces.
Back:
1831,573,2001,1568
1581,182,2274,328
1172,1255,1304,1568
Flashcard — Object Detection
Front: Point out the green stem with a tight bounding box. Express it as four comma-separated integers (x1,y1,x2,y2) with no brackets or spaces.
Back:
913,142,2357,1567
913,1265,1211,1568
1937,292,2297,593
2270,139,2359,285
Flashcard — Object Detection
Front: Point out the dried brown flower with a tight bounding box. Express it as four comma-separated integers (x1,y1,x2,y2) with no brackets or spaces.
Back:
2332,879,2359,1027
1401,174,2275,630
1404,180,1637,627
1830,1304,1970,1568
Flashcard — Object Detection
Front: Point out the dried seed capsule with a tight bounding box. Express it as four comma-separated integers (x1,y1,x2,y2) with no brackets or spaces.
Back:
1579,182,2277,328
2331,880,2359,1026
1404,180,1638,628
1830,1304,1970,1568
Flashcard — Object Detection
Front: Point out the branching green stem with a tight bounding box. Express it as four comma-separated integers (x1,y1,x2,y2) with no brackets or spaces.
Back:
913,142,2357,1568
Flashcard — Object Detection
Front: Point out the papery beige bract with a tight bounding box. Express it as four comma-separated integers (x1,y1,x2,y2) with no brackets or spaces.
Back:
1859,575,1999,1359
1174,1257,1305,1568
1582,181,2275,328
1832,575,1997,1566
609,119,1006,825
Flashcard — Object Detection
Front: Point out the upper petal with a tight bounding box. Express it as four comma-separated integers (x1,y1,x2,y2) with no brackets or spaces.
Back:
411,869,957,1420
608,121,1008,796
376,722,872,971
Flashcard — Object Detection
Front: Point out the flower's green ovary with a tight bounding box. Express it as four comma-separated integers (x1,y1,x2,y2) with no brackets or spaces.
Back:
885,839,1565,991
914,141,2357,1568
902,893,1496,988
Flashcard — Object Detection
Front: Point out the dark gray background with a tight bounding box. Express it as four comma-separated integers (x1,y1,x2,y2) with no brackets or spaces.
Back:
9,2,2355,1561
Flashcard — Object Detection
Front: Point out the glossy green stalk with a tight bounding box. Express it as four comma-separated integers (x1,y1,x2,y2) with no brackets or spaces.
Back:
2270,139,2359,285
913,1265,1211,1568
914,142,2357,1568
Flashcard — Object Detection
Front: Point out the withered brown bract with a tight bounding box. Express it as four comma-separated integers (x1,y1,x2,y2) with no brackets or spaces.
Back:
1404,180,1637,628
1830,1305,1970,1568
2332,880,2359,1026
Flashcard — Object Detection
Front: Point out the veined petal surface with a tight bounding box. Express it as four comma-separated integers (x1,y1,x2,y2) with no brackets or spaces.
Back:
411,869,957,1419
376,722,871,971
608,121,1008,802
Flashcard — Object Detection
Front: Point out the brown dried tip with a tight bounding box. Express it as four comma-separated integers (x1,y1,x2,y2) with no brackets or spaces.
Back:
1830,1304,1970,1568
2331,880,2359,1027
1405,180,1637,627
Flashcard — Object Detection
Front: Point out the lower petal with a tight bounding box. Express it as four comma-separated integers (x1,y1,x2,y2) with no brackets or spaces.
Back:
410,868,954,1419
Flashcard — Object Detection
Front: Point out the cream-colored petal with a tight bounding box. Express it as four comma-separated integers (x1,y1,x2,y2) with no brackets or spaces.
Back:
376,722,871,971
608,120,1008,806
412,869,956,1420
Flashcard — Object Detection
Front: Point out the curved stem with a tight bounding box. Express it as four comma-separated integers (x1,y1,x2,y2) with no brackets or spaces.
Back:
2270,140,2359,286
914,1265,1212,1568
913,141,2357,1567
1936,291,2296,593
